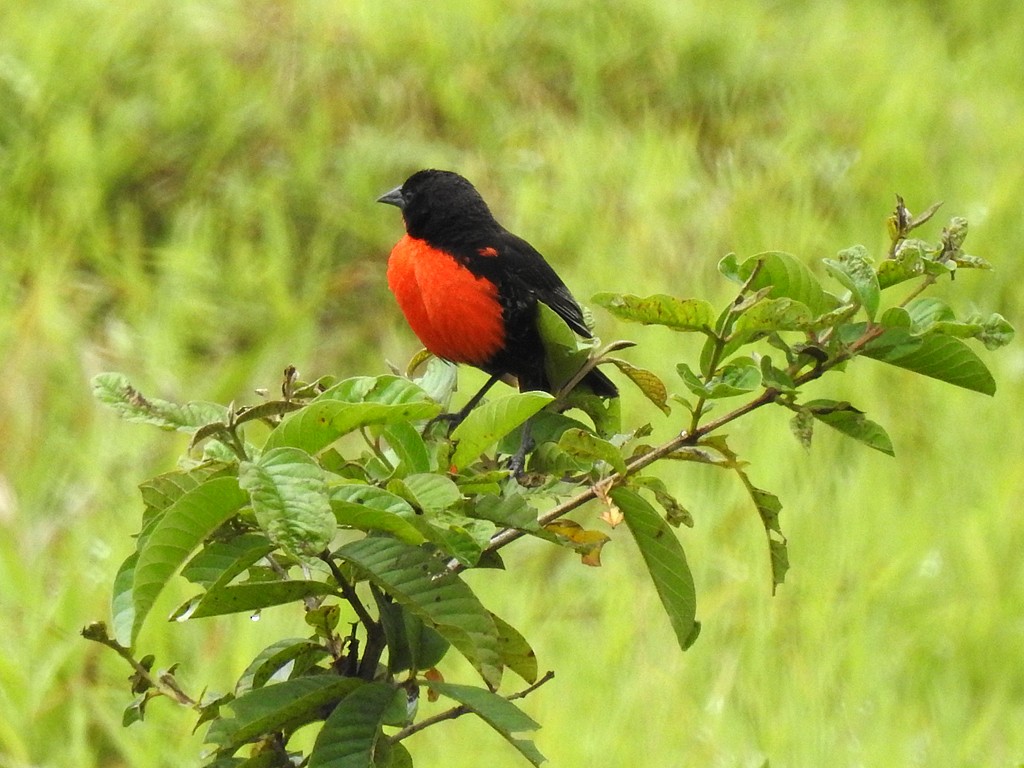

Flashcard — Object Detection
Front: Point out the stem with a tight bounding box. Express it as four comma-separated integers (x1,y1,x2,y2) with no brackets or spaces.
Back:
689,260,766,434
358,587,389,681
360,427,393,470
318,551,385,679
319,551,379,632
897,274,939,308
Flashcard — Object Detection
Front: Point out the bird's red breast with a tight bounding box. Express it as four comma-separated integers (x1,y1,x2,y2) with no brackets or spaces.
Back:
386,234,506,366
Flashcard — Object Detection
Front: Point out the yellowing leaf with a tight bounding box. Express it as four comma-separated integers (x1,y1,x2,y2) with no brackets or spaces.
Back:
544,520,610,567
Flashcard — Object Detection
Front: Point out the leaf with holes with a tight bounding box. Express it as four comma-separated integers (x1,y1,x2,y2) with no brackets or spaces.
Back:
593,292,716,333
800,399,894,456
824,245,881,320
92,373,226,432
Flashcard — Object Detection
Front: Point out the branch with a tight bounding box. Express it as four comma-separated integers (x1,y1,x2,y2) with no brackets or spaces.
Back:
462,320,887,568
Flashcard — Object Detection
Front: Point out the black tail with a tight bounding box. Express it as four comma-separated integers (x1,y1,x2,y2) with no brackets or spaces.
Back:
581,366,618,398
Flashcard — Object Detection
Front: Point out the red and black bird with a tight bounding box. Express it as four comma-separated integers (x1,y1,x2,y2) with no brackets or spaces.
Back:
377,169,617,413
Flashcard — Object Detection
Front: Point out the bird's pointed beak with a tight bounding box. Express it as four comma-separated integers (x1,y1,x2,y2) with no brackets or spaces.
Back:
376,185,405,209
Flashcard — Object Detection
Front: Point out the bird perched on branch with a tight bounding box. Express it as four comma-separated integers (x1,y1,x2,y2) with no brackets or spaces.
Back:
377,169,617,419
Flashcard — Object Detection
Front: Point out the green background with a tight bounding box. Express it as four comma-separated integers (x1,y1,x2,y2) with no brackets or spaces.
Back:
1,0,1021,765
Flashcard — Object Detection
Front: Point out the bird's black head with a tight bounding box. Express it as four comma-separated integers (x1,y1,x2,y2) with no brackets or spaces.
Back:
377,169,497,245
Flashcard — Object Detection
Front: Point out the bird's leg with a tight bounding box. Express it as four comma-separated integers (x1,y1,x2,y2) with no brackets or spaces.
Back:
425,373,501,433
507,419,535,478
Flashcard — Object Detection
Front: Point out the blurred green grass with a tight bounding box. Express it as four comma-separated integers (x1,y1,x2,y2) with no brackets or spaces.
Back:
1,0,1022,765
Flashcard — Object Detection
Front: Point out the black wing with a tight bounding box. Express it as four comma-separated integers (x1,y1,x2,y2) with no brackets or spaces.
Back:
489,230,592,338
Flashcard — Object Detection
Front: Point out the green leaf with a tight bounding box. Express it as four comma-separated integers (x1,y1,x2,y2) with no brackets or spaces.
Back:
377,597,450,675
717,252,743,283
330,484,415,516
139,464,235,532
739,475,788,592
606,358,670,414
181,533,275,588
376,741,413,768
491,613,539,684
265,376,441,454
715,358,763,394
92,373,227,432
382,422,432,476
411,356,458,408
235,638,329,694
239,448,336,559
416,510,497,567
951,252,992,270
823,245,881,320
976,313,1015,350
335,538,502,687
677,360,760,399
556,428,627,475
536,302,593,391
592,292,716,332
800,399,895,456
308,682,403,768
866,331,997,395
131,477,248,646
726,251,839,316
205,677,362,752
450,392,554,470
611,487,699,651
470,494,540,533
559,384,622,436
111,552,139,648
789,407,814,449
731,297,815,337
428,682,545,766
878,241,927,289
630,475,694,528
900,301,1015,351
330,497,426,546
852,323,922,359
387,473,462,514
904,297,955,332
759,355,797,393
172,580,337,621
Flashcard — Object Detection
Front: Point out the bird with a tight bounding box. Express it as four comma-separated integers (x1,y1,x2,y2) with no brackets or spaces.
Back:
377,169,618,425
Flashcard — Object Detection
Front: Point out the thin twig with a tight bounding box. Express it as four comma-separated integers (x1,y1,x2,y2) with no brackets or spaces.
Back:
81,623,196,706
391,670,556,743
